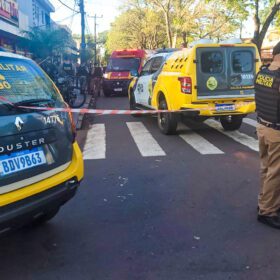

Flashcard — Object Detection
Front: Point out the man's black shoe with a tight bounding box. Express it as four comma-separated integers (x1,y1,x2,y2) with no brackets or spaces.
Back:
258,214,280,229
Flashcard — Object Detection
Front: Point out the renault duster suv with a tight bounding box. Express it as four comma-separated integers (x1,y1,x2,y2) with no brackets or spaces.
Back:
0,52,84,234
129,40,261,134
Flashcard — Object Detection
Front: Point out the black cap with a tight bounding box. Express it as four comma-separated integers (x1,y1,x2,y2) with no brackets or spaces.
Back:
273,42,280,56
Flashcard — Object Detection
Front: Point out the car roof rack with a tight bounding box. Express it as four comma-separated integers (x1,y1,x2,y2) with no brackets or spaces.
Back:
155,48,180,54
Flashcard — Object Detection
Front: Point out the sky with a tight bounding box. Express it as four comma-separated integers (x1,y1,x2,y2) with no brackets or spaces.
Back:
50,0,254,38
50,0,122,35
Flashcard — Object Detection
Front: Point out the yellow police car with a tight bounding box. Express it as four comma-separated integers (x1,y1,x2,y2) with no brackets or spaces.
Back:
0,52,84,234
129,39,261,134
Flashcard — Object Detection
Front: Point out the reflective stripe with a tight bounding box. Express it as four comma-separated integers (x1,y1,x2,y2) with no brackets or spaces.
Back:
0,162,71,195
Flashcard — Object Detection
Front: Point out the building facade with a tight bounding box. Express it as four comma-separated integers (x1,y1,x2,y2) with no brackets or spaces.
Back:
0,0,55,54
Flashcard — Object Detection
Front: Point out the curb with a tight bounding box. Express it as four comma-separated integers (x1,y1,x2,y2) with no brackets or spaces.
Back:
75,95,93,130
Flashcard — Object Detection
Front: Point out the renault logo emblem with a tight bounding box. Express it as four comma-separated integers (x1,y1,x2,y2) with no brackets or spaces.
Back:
15,117,24,131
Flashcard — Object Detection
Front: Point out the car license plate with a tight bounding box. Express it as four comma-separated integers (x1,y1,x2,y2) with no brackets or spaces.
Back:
114,88,123,92
215,104,236,112
0,147,46,177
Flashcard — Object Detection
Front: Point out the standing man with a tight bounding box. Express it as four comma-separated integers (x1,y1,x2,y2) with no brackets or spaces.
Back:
255,42,280,229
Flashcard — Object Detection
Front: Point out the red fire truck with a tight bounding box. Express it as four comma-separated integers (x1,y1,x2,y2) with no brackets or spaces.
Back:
103,49,146,97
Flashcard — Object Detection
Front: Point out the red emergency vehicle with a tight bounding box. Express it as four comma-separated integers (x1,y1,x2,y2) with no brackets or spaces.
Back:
103,49,146,96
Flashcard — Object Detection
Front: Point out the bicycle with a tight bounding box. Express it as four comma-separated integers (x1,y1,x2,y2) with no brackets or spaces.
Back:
56,75,86,108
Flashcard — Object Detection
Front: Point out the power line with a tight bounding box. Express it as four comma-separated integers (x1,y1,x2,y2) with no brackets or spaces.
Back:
70,0,78,29
56,0,79,13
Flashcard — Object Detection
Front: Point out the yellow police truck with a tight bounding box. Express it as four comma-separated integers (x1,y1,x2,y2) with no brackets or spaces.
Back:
129,39,261,134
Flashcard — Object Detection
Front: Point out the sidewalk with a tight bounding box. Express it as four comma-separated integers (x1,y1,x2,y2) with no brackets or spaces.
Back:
73,94,92,130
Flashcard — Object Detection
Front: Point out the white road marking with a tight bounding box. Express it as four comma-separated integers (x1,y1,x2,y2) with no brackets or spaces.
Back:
205,119,259,152
243,118,258,127
83,124,106,160
126,122,166,157
179,126,224,155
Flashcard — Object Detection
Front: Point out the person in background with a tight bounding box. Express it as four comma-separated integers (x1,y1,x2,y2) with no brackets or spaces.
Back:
77,61,89,93
255,41,280,229
91,63,103,97
61,55,75,77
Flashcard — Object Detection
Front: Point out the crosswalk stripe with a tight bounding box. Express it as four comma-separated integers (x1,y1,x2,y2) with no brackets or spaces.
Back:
243,118,258,127
179,126,224,155
205,119,259,152
83,124,106,160
126,122,166,157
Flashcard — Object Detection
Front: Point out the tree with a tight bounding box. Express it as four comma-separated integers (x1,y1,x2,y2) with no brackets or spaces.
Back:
227,0,280,50
148,0,245,47
22,27,74,60
106,3,166,53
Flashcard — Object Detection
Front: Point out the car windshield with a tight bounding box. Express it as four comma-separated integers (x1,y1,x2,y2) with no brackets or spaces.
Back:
106,57,140,72
0,57,63,112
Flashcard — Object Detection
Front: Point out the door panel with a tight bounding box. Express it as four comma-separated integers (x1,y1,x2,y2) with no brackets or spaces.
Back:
141,56,164,107
134,59,153,104
196,47,256,99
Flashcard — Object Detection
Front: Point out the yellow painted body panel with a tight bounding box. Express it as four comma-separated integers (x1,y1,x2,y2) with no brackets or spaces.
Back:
0,142,84,207
150,43,261,116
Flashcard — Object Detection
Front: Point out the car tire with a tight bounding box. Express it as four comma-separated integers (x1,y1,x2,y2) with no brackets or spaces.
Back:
30,207,60,227
103,88,111,97
158,99,178,135
220,115,243,131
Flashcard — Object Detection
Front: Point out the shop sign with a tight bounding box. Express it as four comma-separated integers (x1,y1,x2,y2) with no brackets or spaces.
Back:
0,0,19,26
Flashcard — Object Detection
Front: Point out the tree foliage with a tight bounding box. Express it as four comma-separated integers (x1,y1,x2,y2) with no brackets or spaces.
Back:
106,2,166,53
22,27,74,59
106,0,246,52
226,0,280,50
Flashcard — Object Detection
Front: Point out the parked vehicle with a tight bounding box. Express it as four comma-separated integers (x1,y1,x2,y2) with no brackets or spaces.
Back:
0,52,84,234
103,49,146,97
129,40,261,134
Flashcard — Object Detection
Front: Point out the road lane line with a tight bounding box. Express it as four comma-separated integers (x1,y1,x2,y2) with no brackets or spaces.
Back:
83,124,106,160
205,119,259,152
179,126,224,155
126,122,166,157
243,118,258,127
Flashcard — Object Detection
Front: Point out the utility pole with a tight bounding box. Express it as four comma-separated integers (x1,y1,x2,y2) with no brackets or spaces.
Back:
79,0,86,64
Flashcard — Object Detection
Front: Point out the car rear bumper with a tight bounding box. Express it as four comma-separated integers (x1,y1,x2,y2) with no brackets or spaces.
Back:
181,100,256,117
0,178,79,234
0,142,84,234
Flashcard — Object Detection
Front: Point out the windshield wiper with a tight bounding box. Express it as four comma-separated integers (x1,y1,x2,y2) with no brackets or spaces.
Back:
14,98,55,107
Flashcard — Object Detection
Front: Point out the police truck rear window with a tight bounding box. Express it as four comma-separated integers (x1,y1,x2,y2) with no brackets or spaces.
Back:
232,51,253,73
201,51,223,74
0,57,62,106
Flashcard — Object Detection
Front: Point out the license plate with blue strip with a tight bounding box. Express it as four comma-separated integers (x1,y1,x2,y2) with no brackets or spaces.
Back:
215,104,236,111
0,147,46,177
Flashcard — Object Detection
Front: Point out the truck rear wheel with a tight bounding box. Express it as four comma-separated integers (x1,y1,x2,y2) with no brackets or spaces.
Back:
158,99,177,135
220,115,243,131
103,89,111,97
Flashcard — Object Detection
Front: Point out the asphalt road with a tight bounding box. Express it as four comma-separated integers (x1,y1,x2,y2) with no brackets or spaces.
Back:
1,96,280,280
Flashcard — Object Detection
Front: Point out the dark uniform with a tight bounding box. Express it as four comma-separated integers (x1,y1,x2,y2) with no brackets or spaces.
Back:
62,61,74,76
255,41,280,229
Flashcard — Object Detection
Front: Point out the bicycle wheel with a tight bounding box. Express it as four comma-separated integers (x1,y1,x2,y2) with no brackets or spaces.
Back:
68,87,86,108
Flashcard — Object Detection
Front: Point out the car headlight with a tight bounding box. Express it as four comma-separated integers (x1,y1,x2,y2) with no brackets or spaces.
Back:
103,73,109,79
